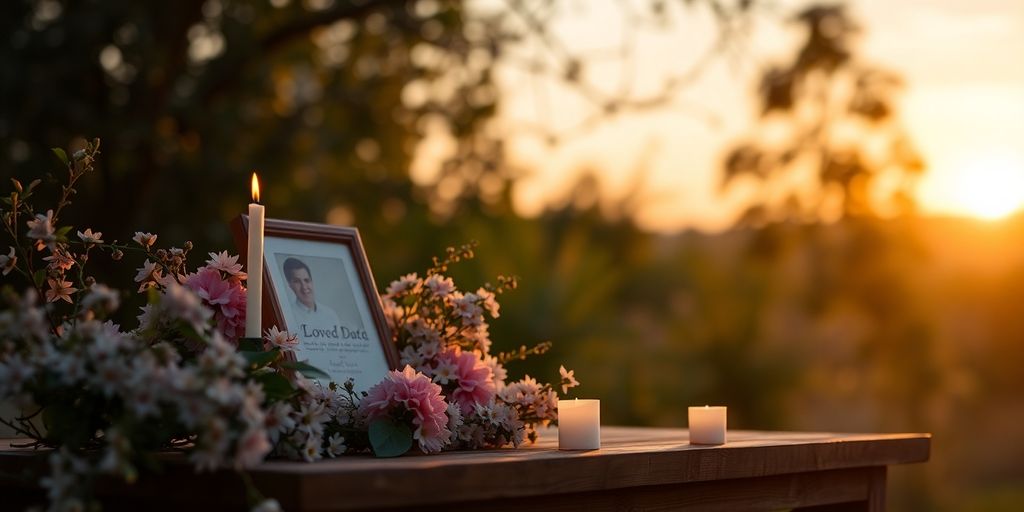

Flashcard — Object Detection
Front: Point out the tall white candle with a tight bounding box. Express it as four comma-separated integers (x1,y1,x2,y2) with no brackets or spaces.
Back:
688,405,727,445
558,399,600,450
245,172,265,339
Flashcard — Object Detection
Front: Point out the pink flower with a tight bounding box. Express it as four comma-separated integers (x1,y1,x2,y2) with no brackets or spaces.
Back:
205,251,247,280
359,366,451,453
45,278,77,303
185,268,247,342
438,348,496,415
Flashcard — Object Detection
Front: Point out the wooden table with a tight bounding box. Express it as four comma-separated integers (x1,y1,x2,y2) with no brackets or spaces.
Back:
0,427,930,511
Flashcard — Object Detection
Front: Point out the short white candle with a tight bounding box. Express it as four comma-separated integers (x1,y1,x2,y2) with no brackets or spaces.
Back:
245,172,265,339
558,399,600,450
688,405,727,445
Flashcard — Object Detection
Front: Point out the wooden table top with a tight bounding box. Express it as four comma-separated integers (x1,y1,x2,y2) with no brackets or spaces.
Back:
0,427,931,511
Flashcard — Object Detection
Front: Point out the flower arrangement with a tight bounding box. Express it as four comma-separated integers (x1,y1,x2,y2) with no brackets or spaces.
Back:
0,140,580,511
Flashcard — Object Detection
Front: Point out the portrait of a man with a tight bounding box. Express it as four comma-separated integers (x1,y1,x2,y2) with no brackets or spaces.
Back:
282,257,342,336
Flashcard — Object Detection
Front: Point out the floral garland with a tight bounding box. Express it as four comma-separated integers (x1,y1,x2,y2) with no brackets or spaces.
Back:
0,139,579,512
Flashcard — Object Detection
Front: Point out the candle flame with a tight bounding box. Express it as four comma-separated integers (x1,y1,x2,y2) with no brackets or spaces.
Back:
251,172,260,203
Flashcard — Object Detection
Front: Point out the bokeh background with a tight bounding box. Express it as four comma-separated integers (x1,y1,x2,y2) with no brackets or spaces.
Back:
3,0,1023,509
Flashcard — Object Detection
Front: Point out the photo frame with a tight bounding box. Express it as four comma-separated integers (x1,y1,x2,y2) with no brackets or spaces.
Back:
232,217,397,391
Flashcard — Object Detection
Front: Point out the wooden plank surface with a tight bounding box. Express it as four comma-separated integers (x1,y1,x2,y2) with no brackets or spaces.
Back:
0,427,930,511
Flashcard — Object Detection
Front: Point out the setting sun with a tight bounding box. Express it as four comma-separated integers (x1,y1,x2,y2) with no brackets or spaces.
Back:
944,153,1024,221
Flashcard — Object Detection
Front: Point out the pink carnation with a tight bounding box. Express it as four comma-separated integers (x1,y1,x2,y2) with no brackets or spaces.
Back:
439,348,496,415
185,267,247,342
360,366,451,453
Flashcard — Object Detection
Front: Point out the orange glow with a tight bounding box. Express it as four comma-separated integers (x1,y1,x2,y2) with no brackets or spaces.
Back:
251,172,260,203
945,154,1024,221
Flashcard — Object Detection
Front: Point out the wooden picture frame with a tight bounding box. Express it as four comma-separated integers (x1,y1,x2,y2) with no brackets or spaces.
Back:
232,217,397,390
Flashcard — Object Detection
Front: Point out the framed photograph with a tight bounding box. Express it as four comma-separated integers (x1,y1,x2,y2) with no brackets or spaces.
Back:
232,217,397,392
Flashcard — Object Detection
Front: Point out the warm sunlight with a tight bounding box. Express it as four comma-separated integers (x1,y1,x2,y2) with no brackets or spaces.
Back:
949,153,1024,221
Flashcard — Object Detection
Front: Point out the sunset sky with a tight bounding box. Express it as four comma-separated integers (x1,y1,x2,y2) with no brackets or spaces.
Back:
480,0,1024,232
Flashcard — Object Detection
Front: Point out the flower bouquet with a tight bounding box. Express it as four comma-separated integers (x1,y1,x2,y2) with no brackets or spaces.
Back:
0,139,580,511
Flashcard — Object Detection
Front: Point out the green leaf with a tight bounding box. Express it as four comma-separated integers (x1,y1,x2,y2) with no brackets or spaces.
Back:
368,418,413,458
33,269,46,288
279,360,331,381
55,226,73,238
241,348,280,370
253,371,295,402
51,148,68,166
238,337,263,352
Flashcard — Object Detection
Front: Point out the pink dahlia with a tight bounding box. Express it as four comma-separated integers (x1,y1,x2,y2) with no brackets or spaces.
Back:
360,366,451,453
185,267,247,342
439,348,496,415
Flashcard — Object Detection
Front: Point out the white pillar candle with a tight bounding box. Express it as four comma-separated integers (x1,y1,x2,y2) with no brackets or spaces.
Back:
245,172,265,339
688,405,727,445
558,399,600,450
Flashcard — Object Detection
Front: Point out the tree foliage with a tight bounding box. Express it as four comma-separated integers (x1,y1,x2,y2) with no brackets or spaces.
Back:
723,4,925,224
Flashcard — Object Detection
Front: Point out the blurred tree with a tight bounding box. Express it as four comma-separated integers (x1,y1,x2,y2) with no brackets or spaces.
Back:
722,3,925,225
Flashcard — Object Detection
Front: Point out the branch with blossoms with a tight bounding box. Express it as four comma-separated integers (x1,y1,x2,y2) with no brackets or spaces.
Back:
0,139,335,511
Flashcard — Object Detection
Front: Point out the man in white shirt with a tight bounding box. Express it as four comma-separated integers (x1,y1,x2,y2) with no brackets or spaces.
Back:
282,257,342,338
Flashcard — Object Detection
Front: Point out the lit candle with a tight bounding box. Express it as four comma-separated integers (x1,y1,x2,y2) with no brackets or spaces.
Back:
688,405,727,445
558,399,600,450
245,172,265,339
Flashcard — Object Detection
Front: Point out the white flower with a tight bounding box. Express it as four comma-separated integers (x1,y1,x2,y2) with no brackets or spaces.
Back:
424,274,455,297
205,378,242,407
134,260,161,291
76,228,104,244
386,272,420,296
399,345,424,369
559,365,580,394
446,401,464,443
25,210,56,250
295,401,329,437
432,357,458,385
301,436,323,462
263,326,298,350
0,355,35,395
327,433,347,457
162,283,214,333
205,251,246,278
265,402,296,444
132,231,157,248
482,354,506,388
473,402,499,426
55,350,87,385
93,359,128,397
416,339,440,360
0,246,16,275
452,293,483,324
235,427,272,469
81,283,120,313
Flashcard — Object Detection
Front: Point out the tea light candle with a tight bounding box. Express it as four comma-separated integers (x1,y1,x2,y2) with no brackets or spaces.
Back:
244,172,265,339
688,405,727,445
558,399,600,450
